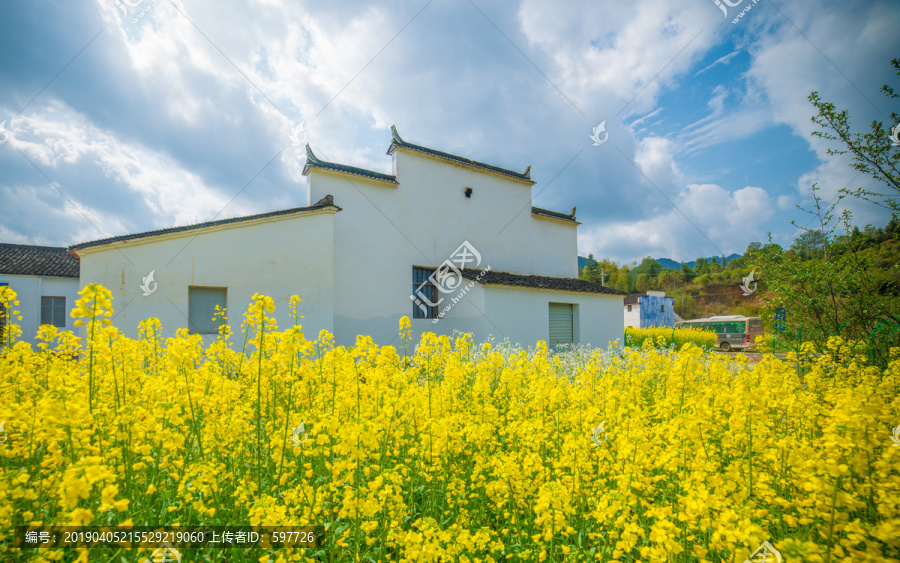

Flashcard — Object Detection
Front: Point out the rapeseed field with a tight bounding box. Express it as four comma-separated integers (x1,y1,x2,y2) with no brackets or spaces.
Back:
1,284,899,562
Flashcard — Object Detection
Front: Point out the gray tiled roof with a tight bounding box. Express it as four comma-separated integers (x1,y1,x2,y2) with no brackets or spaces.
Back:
0,243,80,278
461,269,625,295
532,205,577,223
303,145,398,183
387,126,533,182
70,196,341,251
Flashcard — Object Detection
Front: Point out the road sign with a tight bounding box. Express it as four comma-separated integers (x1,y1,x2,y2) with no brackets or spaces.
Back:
774,307,787,332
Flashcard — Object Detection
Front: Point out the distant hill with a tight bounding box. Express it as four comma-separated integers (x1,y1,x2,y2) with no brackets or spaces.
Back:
656,254,741,270
578,254,742,271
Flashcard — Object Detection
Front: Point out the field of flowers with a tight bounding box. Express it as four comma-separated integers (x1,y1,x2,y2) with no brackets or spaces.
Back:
1,284,900,562
624,327,717,351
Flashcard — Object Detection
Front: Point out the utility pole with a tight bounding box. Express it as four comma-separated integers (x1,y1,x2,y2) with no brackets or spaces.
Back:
601,268,606,286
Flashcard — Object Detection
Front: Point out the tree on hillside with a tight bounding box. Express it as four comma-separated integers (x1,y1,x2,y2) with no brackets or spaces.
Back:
593,258,621,286
579,255,623,287
635,274,650,293
695,257,709,275
635,257,663,280
657,269,678,291
679,263,693,283
791,229,828,260
725,255,745,269
757,59,900,365
613,265,633,293
581,254,601,284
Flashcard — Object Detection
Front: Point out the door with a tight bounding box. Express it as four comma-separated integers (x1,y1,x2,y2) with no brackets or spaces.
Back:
549,303,574,348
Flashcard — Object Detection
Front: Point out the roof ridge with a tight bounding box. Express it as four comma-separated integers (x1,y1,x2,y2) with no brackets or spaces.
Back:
303,145,398,184
459,269,625,296
387,125,533,182
531,205,578,222
71,199,341,251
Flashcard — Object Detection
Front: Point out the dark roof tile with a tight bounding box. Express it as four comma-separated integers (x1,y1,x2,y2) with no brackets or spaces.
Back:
303,145,398,183
387,126,533,182
71,196,340,251
0,243,79,278
461,269,625,295
532,205,577,223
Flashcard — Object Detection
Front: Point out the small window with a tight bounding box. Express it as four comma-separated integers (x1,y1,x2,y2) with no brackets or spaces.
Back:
41,296,66,328
627,305,632,312
661,304,665,312
411,267,438,319
188,287,227,334
464,187,473,198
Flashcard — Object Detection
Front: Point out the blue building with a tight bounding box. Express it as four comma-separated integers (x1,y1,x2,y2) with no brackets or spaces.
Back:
623,291,674,328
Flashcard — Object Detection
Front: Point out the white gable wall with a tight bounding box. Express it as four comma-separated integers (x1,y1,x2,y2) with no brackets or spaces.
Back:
307,149,580,346
75,210,336,342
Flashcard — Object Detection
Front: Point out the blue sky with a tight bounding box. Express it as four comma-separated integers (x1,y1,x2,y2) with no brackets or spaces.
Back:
0,0,897,265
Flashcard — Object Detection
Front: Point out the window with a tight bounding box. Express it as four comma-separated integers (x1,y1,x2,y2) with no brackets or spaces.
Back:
188,287,227,334
411,267,438,319
626,305,632,312
464,187,473,198
661,304,665,312
41,296,66,328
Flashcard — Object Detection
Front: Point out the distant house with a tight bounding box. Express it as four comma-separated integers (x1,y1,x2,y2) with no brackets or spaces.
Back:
0,243,80,345
69,127,626,349
624,290,674,328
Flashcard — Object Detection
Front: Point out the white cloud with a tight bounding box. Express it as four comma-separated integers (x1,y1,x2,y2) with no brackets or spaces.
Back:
634,136,682,189
579,182,774,262
3,0,896,263
8,102,237,233
777,194,794,211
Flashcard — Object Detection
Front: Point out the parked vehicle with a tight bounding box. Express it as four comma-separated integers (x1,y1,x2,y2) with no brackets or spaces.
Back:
674,315,763,351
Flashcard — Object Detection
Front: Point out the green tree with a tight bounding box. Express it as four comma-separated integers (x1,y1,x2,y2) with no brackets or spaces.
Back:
614,266,633,293
635,273,650,293
809,57,900,212
791,229,827,260
636,257,663,280
759,185,900,365
695,257,709,275
657,269,678,291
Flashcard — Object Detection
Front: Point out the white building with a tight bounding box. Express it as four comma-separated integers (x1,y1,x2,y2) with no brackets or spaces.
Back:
70,127,624,349
0,243,81,346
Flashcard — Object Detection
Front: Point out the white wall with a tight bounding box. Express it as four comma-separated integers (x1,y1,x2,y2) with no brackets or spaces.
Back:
624,304,640,328
479,285,623,348
308,148,581,347
75,210,336,343
0,274,80,346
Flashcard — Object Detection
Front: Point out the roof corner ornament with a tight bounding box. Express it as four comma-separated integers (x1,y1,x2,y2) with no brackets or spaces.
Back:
570,206,576,219
390,125,403,144
305,144,321,165
315,194,335,207
523,164,531,179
